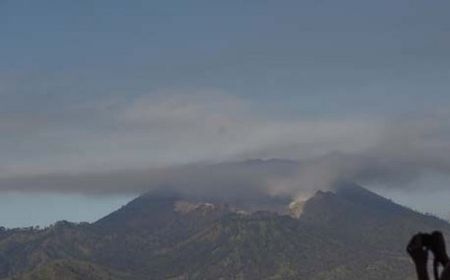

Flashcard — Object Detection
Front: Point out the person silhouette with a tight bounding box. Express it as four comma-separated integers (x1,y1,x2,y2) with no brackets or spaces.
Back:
407,231,450,280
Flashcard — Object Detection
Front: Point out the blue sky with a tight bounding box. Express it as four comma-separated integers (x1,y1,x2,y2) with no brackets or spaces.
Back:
1,0,450,227
3,0,450,116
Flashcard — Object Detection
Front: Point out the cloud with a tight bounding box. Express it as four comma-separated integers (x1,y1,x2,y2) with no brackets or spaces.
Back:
0,160,300,199
0,90,381,176
271,114,450,198
0,90,449,199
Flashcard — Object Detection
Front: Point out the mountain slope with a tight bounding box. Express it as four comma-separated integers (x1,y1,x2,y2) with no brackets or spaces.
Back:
7,260,129,280
300,183,450,253
0,183,448,279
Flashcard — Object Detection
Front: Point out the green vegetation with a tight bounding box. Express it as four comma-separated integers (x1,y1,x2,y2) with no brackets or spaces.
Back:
0,185,448,279
7,260,129,280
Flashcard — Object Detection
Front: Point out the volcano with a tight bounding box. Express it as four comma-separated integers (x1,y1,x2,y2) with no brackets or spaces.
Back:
1,183,449,280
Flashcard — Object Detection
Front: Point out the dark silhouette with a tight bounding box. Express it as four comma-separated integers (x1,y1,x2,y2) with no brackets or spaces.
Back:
408,231,450,280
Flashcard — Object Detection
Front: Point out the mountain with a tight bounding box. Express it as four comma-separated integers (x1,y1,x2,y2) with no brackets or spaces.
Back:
1,183,449,280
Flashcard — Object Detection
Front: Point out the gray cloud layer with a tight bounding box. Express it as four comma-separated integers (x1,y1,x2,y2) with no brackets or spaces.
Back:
0,91,380,176
0,92,449,199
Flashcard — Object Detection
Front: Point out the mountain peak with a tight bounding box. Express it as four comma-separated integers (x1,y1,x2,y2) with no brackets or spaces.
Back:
2,182,450,280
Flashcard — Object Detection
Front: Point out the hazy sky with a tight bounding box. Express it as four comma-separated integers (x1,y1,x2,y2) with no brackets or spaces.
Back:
1,0,450,227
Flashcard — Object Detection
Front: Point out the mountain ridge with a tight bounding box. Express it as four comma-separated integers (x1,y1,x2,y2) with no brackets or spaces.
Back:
0,183,448,279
